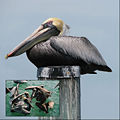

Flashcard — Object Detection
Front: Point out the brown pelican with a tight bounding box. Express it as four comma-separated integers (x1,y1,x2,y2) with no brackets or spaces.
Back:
25,85,51,104
5,18,112,74
11,93,33,114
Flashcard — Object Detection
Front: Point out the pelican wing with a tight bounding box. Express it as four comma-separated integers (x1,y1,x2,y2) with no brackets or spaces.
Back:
50,36,107,66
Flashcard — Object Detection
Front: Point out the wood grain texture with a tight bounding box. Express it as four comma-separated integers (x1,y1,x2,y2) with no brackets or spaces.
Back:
59,78,80,119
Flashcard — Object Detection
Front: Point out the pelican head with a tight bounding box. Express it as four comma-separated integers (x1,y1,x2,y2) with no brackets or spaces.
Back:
5,18,65,58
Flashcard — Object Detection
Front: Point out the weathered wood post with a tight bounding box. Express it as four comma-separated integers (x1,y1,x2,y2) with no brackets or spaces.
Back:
37,66,81,120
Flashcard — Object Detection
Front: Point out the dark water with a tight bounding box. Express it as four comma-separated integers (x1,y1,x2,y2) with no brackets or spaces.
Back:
6,80,59,117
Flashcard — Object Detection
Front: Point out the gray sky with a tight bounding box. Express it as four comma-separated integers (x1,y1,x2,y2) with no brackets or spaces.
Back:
0,0,119,119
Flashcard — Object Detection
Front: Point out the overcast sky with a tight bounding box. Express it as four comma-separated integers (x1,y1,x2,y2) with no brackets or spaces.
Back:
0,0,119,119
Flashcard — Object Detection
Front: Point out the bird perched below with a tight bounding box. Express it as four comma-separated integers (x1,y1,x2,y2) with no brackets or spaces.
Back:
5,18,112,74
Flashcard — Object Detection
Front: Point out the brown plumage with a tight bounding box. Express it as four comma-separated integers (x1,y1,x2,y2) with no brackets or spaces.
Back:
6,18,112,74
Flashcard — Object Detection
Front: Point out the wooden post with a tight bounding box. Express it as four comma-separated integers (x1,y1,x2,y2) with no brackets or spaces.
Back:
37,66,81,120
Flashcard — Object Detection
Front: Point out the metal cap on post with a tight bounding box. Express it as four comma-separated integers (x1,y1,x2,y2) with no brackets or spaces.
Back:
37,66,81,120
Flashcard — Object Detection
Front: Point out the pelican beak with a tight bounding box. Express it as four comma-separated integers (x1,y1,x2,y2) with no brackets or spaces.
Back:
5,24,60,59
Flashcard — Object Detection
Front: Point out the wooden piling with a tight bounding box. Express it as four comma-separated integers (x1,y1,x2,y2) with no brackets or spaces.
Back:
37,66,81,120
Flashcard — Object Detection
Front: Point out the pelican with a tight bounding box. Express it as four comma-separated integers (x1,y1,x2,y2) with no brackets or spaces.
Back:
6,18,112,74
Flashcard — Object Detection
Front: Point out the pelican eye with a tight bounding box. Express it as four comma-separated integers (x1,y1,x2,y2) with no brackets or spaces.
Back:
42,21,53,29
